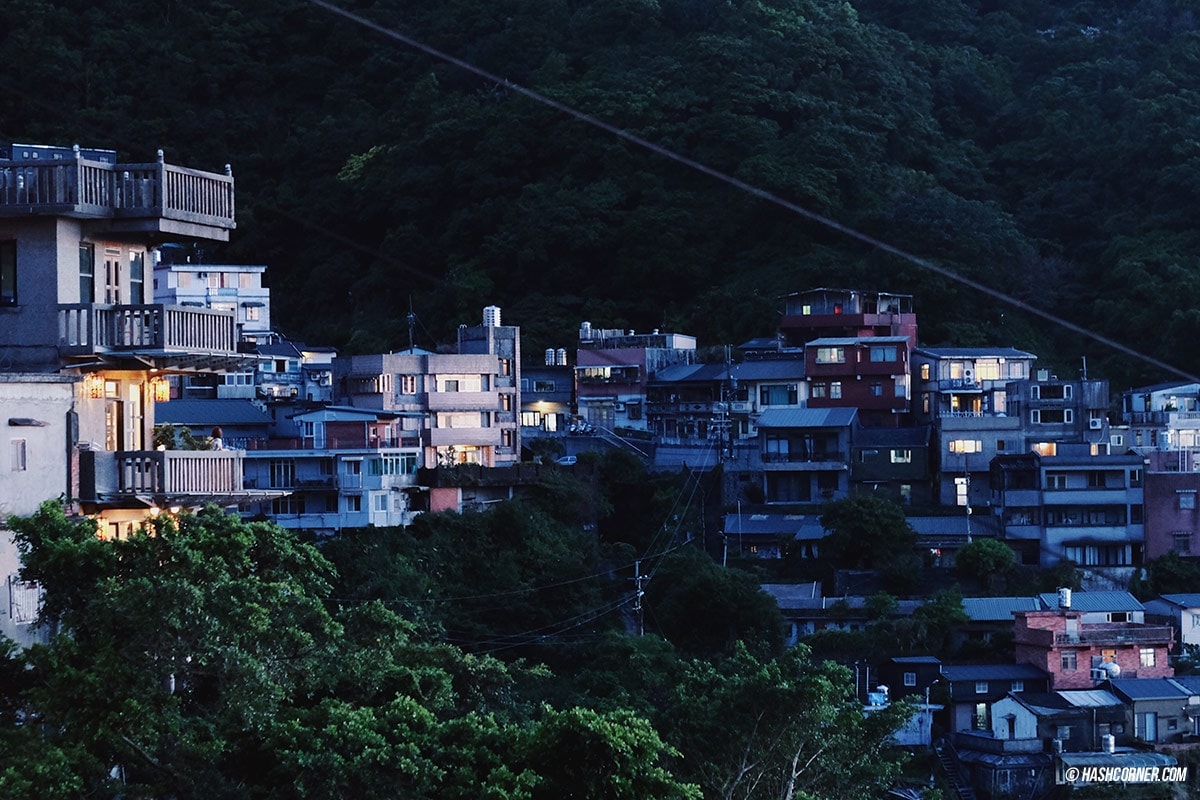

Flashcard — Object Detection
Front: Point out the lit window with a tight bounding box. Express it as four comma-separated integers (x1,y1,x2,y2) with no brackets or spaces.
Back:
815,347,845,364
948,439,982,454
1140,648,1156,668
920,363,930,381
891,449,912,464
975,681,988,694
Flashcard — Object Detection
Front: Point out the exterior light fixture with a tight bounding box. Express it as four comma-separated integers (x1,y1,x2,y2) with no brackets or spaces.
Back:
151,376,170,403
86,374,104,399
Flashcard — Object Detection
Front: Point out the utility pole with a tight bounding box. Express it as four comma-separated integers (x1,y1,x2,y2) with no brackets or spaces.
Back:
631,560,646,636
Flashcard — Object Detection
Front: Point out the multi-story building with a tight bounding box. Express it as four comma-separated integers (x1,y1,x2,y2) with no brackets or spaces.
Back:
1013,600,1174,691
1005,372,1111,452
0,142,256,645
1120,381,1200,453
753,407,857,504
575,322,696,433
521,346,573,440
241,406,423,534
777,288,917,349
153,259,271,344
990,442,1145,570
804,336,911,426
912,347,1036,507
335,308,521,469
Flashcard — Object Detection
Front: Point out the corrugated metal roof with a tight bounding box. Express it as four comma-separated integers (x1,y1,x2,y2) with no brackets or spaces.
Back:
154,399,273,426
1169,676,1200,695
941,663,1048,682
891,656,942,664
1109,678,1189,700
1159,593,1200,609
1058,689,1123,708
722,513,825,540
914,347,1037,360
756,407,857,429
1059,751,1177,769
1036,591,1145,613
728,361,807,380
908,516,1002,539
961,596,1042,622
807,336,911,346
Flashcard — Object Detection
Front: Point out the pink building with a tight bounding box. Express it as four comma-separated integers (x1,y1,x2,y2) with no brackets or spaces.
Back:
1013,609,1174,690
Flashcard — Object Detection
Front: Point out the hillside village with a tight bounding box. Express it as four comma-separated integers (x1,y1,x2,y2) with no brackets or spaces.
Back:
5,142,1200,798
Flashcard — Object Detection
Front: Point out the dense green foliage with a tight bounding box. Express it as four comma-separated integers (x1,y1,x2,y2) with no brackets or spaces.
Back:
1,486,916,798
2,0,1199,385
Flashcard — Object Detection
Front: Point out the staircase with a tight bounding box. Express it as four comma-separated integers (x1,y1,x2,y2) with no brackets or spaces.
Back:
934,741,978,800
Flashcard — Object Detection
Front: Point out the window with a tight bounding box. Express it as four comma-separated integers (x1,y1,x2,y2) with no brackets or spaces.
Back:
129,251,145,304
760,384,799,405
815,347,845,364
437,374,482,393
1140,648,1156,668
920,363,930,381
374,494,388,512
345,495,362,512
11,439,27,471
1130,468,1143,487
1046,472,1068,490
904,672,917,687
239,272,254,289
399,375,417,395
890,449,912,464
1061,651,1077,670
830,381,842,399
79,243,95,302
1174,532,1192,555
1180,491,1197,511
0,240,15,305
948,439,982,454
975,681,988,694
245,306,260,322
177,271,192,288
810,383,827,399
269,459,296,488
870,346,897,362
976,361,1000,381
1088,471,1107,488
533,379,555,392
1031,408,1073,424
1011,680,1024,692
869,382,883,397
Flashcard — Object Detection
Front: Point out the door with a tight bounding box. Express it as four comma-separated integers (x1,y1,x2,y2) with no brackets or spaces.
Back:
1141,712,1158,742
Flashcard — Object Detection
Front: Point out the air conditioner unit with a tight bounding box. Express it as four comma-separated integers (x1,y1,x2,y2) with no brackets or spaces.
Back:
964,368,974,380
1089,418,1103,430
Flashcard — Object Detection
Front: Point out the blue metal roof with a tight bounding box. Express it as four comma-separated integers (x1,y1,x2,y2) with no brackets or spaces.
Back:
1036,591,1145,613
154,399,272,426
756,407,858,429
1109,678,1189,701
961,596,1042,622
1159,593,1200,609
941,663,1048,682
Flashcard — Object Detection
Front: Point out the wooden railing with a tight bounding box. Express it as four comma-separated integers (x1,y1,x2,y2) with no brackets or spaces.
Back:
117,450,243,497
0,151,234,230
59,304,237,355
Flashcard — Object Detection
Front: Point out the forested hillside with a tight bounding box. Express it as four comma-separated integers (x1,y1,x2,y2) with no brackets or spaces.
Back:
2,0,1198,386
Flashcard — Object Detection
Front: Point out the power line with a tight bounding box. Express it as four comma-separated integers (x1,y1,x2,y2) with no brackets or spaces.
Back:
302,0,1200,385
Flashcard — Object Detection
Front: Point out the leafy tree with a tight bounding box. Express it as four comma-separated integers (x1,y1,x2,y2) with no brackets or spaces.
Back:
643,548,785,658
0,502,696,799
1130,552,1200,600
659,644,911,800
955,537,1016,593
820,495,918,572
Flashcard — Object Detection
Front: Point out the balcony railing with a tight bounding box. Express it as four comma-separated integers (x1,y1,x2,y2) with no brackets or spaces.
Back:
60,304,237,356
80,449,244,502
1055,625,1174,646
0,153,234,232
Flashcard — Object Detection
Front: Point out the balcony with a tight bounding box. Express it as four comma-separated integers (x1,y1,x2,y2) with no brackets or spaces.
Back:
60,304,243,370
1055,625,1174,646
79,449,247,505
0,152,235,240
